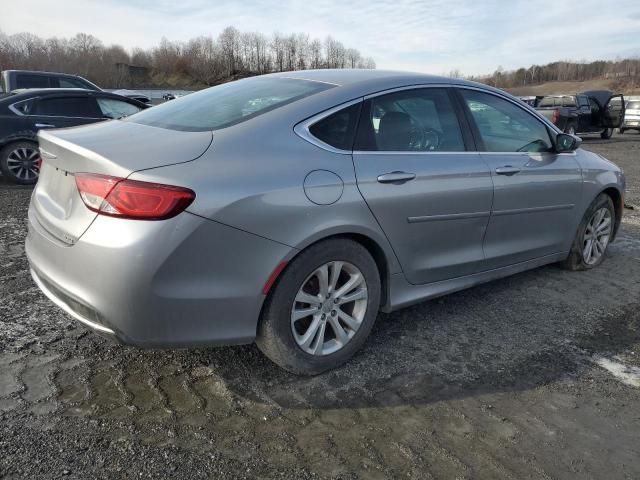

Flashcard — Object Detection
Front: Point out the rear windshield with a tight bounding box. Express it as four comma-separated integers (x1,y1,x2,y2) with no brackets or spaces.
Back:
125,77,334,131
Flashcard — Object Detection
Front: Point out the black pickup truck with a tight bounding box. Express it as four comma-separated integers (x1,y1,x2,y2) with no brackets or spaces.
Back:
535,91,625,139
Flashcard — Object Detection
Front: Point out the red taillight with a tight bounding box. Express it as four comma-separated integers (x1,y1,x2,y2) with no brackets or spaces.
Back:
551,108,560,125
74,173,195,220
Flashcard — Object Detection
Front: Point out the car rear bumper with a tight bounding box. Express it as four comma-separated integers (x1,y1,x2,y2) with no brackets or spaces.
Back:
25,207,294,347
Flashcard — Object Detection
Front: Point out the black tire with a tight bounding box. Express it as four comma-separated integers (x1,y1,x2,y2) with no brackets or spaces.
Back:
562,193,615,271
618,128,625,134
600,127,613,139
565,123,576,136
256,238,381,375
0,141,41,185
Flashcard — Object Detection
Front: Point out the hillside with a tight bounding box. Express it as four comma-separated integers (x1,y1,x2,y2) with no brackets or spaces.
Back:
505,78,640,96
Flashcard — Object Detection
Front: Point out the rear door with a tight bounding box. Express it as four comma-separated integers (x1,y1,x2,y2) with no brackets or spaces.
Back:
602,94,625,129
458,88,582,269
352,87,493,285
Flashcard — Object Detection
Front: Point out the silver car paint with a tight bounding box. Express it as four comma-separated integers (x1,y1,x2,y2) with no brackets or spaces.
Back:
26,70,625,346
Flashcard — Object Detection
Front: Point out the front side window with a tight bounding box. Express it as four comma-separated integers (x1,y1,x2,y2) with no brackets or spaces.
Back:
309,103,361,150
355,88,465,152
461,90,552,153
125,77,334,132
97,97,142,119
32,96,101,118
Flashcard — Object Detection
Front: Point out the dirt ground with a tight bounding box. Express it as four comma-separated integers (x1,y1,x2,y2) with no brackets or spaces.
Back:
1,133,639,479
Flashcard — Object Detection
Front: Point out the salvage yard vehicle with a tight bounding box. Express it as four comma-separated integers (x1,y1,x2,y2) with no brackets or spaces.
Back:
25,70,625,374
1,69,101,92
0,89,148,184
619,98,640,134
535,91,625,138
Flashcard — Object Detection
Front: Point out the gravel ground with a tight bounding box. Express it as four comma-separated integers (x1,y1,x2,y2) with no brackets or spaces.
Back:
1,134,640,479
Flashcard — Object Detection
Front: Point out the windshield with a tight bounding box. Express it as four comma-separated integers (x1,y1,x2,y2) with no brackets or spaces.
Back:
125,77,334,131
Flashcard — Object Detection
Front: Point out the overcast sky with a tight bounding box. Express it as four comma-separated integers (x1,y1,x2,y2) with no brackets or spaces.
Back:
2,0,640,75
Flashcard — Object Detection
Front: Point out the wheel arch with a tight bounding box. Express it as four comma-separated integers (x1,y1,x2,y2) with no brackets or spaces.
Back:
601,185,624,240
262,228,399,317
0,131,38,150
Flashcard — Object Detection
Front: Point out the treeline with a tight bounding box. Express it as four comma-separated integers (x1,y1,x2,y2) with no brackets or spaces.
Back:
471,58,640,89
0,27,376,89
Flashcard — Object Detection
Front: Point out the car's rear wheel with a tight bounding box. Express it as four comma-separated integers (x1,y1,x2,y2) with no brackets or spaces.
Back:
600,127,613,139
562,193,615,271
0,141,41,185
618,128,625,134
256,238,381,375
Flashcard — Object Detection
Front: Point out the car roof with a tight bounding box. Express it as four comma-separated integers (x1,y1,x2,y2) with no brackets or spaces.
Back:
3,69,84,78
252,69,519,125
10,88,92,94
269,69,457,88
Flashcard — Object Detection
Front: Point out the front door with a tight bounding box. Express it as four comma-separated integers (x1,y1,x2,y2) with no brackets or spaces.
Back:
601,94,625,129
352,87,493,285
458,88,583,269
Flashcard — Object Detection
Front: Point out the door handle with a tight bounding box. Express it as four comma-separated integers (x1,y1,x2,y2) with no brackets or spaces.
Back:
35,123,56,128
495,166,521,176
377,171,416,184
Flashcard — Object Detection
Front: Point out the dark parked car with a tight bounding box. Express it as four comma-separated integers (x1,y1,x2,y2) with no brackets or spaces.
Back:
0,89,147,184
1,70,101,93
535,91,624,138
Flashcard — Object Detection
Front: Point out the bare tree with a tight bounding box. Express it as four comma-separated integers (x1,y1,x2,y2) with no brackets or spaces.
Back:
0,27,376,88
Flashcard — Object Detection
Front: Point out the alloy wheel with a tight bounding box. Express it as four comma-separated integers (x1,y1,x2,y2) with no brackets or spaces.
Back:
582,207,612,265
6,146,41,182
291,261,368,356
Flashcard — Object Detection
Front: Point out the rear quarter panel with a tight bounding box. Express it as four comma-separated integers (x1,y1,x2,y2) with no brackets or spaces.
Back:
127,109,403,276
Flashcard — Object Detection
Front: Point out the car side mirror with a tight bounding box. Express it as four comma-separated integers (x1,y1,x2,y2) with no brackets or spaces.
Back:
555,133,581,153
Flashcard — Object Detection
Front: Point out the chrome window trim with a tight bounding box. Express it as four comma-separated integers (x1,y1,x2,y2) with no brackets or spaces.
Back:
295,83,566,155
294,97,363,154
8,102,26,116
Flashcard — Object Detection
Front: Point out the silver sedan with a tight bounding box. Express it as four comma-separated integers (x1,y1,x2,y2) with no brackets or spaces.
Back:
26,70,625,374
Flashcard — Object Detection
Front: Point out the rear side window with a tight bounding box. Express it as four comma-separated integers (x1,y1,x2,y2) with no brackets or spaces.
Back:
628,101,640,110
32,96,102,117
461,90,552,153
355,88,465,152
309,103,361,150
125,77,334,132
562,97,576,107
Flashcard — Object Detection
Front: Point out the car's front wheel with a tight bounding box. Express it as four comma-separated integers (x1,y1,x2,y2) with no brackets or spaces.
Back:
257,238,381,375
0,141,41,185
563,193,615,270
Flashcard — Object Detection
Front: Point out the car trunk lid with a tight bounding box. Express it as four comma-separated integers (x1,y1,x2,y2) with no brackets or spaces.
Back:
32,121,212,245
